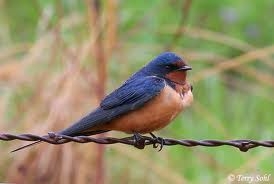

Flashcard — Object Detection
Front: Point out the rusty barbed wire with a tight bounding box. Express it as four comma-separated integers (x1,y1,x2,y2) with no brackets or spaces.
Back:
1,132,274,152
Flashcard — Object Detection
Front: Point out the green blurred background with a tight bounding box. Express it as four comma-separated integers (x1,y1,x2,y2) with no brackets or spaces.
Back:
0,0,274,183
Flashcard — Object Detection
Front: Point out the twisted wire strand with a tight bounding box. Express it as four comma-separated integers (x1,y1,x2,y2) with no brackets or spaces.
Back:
1,132,274,152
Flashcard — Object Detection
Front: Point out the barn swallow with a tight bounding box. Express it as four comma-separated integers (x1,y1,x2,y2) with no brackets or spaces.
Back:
12,52,193,152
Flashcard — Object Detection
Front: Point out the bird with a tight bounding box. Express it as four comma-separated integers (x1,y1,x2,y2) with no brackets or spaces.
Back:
12,52,193,152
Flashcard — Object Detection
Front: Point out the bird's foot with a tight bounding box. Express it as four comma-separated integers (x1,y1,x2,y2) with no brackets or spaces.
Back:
133,133,146,149
149,132,165,151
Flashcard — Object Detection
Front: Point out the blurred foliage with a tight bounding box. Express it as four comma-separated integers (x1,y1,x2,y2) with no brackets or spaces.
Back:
0,0,274,184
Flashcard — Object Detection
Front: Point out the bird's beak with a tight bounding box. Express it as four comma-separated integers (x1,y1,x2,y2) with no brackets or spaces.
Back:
176,65,192,71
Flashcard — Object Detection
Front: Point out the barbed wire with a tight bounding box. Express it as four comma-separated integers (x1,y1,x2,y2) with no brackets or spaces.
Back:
1,132,274,152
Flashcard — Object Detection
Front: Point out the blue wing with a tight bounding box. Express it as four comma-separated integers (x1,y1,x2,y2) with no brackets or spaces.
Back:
100,76,164,109
59,76,165,136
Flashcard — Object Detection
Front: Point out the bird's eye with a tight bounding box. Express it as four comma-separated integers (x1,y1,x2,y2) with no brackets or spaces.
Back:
165,65,174,69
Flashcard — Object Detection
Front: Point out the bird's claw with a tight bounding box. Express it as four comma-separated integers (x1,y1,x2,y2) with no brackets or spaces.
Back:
149,133,165,151
133,133,146,149
132,133,165,151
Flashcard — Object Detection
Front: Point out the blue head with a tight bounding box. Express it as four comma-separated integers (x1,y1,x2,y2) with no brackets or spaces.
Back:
144,52,192,77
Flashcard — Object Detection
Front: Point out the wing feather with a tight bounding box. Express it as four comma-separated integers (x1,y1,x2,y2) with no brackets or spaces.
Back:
59,76,165,136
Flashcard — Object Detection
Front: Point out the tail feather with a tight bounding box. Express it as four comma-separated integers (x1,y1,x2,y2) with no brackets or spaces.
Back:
10,130,110,153
11,140,42,153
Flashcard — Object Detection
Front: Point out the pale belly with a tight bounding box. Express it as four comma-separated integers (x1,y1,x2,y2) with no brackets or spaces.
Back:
102,85,193,134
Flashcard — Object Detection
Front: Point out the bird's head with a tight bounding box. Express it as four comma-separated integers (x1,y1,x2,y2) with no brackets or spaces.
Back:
145,52,192,85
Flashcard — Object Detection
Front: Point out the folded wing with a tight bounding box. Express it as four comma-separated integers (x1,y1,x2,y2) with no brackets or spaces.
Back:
59,76,165,136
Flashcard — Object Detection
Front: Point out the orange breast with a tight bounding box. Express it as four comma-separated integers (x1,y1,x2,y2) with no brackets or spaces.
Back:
101,85,189,134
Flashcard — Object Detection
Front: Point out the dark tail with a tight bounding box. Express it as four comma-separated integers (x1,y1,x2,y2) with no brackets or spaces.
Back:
10,130,109,153
11,140,42,153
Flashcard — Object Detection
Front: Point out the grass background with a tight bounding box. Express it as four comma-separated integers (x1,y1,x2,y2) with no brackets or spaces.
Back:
0,0,274,183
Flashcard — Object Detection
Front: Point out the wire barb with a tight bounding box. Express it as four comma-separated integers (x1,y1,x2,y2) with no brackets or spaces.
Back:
1,133,274,152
